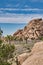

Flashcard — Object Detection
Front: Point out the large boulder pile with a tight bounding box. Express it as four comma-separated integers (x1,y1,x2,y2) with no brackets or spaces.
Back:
13,18,43,40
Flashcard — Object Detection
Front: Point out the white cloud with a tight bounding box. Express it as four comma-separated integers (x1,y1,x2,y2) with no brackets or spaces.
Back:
20,8,42,11
0,8,43,11
0,14,43,23
0,8,43,23
6,3,19,8
0,15,29,23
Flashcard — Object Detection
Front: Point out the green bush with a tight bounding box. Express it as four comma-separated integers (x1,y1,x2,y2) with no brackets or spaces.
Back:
39,36,43,41
0,62,11,65
0,43,15,65
0,40,2,44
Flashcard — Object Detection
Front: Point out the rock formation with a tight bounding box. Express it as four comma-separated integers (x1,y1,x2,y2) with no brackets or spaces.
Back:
13,18,43,40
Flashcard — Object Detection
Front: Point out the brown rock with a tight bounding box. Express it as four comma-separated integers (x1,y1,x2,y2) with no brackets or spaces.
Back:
13,18,43,40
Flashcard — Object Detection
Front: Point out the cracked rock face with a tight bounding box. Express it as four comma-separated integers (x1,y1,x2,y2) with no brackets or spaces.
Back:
13,18,43,40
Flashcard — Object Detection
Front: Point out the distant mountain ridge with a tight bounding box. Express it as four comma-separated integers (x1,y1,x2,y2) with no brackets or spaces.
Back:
13,18,43,40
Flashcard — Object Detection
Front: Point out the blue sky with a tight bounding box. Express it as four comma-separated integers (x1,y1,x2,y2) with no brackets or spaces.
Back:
0,0,43,9
0,0,43,23
0,23,26,36
0,0,43,36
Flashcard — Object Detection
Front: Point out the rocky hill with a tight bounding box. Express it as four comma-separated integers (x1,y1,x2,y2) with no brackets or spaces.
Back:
13,18,43,40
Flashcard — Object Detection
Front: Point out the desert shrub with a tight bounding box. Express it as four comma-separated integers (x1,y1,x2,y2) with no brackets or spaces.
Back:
0,62,11,65
0,43,15,65
39,36,43,41
0,40,3,45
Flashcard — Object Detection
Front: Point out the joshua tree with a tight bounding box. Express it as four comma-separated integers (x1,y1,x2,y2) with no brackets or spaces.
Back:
5,35,13,44
19,37,23,41
24,37,28,44
14,36,17,41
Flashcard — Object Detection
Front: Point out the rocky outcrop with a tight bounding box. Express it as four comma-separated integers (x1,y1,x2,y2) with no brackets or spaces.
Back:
13,29,23,36
13,18,43,40
17,41,43,65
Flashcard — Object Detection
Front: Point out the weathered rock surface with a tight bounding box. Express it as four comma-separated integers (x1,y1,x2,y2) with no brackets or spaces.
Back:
17,53,30,65
22,41,43,65
13,18,43,40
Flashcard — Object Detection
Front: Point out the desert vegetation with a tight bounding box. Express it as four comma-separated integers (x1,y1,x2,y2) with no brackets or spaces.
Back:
0,43,15,65
0,19,43,65
0,28,32,65
0,28,15,65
